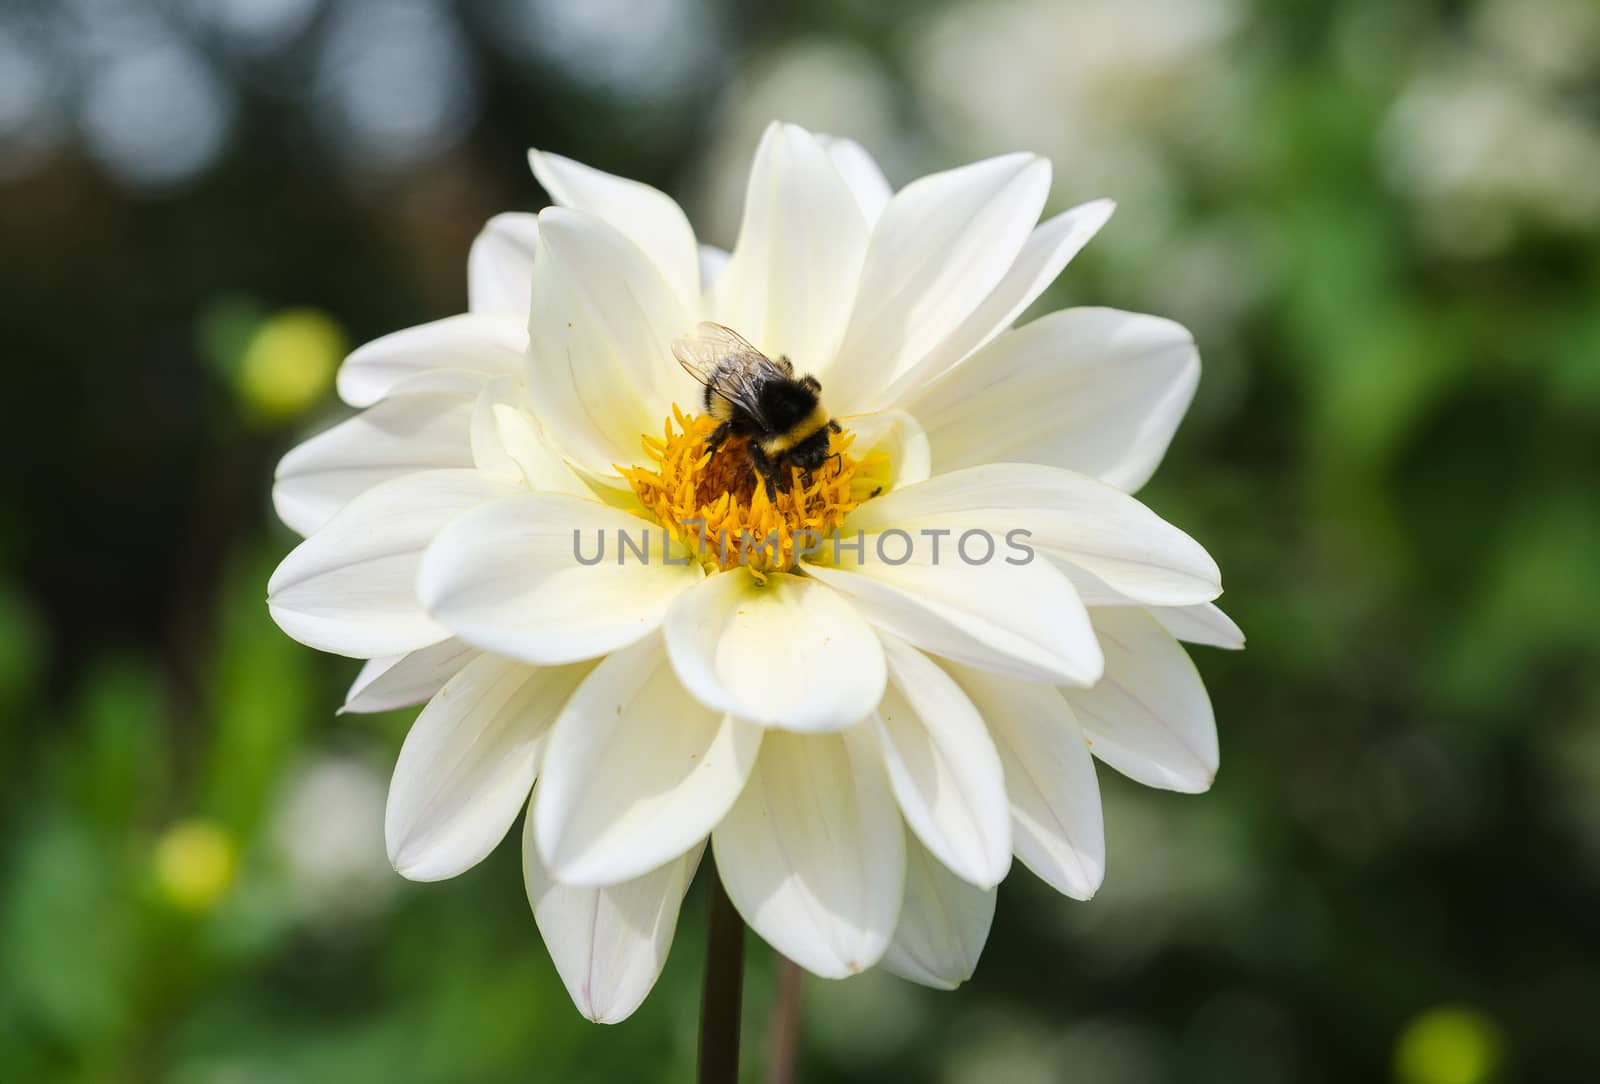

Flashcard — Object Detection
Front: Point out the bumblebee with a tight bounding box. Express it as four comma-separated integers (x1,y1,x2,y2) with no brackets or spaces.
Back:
673,322,841,499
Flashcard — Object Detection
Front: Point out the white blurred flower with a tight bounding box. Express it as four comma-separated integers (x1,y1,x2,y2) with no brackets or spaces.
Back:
270,755,397,919
0,24,68,179
1381,0,1600,256
691,40,905,246
183,0,323,55
312,0,478,177
1474,0,1600,84
909,0,1241,224
80,36,234,189
267,123,1239,1021
484,0,720,100
1381,51,1600,254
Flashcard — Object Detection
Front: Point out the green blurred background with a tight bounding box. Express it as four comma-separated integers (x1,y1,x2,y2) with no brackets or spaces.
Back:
3,0,1598,1081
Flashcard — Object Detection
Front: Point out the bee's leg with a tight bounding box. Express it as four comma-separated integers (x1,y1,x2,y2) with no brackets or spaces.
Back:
749,445,780,501
799,374,821,394
827,418,841,433
777,355,795,375
706,421,732,451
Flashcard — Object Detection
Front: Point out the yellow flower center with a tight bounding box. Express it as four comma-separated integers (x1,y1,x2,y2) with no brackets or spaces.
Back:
622,407,886,578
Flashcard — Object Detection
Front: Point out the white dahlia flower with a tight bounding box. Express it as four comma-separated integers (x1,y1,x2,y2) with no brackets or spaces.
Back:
268,122,1241,1022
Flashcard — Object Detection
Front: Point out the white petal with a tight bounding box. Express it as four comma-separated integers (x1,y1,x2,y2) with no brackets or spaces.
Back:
1065,607,1218,793
274,394,476,537
534,636,761,885
699,244,730,291
529,149,700,314
818,134,892,224
664,569,885,732
1148,602,1245,650
844,463,1221,607
469,378,523,483
710,122,869,371
881,834,996,990
712,728,905,979
881,200,1116,405
944,662,1104,900
837,409,931,493
1052,562,1138,607
335,313,525,409
525,811,701,1024
526,208,691,481
468,379,592,497
872,637,1011,888
418,492,702,665
382,369,498,400
341,638,479,714
906,308,1200,492
268,469,516,658
386,655,591,881
824,153,1051,414
803,537,1102,687
468,212,540,316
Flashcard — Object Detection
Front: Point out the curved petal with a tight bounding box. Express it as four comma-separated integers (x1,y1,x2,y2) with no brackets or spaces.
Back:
418,492,703,665
882,833,996,990
843,463,1221,607
335,313,525,409
1148,602,1245,650
525,810,701,1024
872,636,1011,888
268,469,516,658
712,728,904,979
818,134,892,224
469,380,593,497
699,244,730,292
274,394,476,537
470,379,532,483
1065,607,1218,793
837,409,931,494
882,200,1116,405
803,535,1102,687
385,654,591,881
341,638,479,714
526,207,691,481
468,212,541,316
824,153,1051,414
944,662,1104,900
534,636,761,885
529,149,700,314
383,369,498,400
709,122,869,373
907,308,1200,492
664,569,885,732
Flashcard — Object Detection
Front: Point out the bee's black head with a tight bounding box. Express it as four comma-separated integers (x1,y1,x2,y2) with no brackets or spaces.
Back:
789,426,834,472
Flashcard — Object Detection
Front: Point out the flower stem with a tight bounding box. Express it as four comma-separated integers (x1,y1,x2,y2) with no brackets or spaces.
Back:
699,861,744,1084
766,957,805,1084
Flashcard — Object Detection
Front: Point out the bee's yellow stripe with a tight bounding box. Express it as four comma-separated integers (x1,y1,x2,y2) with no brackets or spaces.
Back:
760,403,830,455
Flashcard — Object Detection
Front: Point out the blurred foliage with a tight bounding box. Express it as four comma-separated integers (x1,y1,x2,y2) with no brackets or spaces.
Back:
2,0,1598,1081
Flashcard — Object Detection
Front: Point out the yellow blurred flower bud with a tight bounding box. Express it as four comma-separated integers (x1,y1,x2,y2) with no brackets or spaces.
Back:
1394,1005,1505,1084
237,308,345,422
154,818,238,913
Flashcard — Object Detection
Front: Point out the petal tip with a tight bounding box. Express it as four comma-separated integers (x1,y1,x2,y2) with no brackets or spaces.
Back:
388,849,438,883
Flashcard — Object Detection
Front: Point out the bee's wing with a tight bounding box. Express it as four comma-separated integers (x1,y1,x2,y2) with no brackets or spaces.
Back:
672,322,784,428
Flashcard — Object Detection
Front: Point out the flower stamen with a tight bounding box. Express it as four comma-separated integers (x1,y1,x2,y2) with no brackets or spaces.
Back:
621,407,883,578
